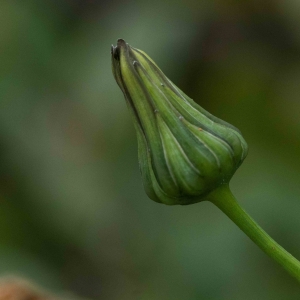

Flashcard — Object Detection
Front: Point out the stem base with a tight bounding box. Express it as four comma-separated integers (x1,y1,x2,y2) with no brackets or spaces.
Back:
206,184,300,283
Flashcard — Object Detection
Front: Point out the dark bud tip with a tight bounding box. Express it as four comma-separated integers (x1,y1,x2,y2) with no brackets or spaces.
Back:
114,39,128,61
111,45,120,61
117,38,127,47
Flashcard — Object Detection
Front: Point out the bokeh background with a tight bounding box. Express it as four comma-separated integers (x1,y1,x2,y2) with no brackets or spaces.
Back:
1,0,300,299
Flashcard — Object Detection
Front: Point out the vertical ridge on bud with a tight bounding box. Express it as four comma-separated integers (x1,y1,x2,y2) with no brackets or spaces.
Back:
118,39,180,197
111,39,248,205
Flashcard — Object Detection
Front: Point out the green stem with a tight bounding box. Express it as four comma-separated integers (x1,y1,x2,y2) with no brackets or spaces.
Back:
206,184,300,283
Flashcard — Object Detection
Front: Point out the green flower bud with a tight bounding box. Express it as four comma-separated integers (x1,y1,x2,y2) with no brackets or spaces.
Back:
111,39,248,205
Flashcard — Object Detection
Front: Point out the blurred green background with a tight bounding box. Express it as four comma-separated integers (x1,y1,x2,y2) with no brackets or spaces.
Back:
1,0,300,299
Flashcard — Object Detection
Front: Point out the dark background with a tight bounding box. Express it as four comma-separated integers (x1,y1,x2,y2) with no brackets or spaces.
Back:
1,0,300,299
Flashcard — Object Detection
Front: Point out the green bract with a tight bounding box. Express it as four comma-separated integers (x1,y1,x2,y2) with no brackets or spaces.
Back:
111,39,248,205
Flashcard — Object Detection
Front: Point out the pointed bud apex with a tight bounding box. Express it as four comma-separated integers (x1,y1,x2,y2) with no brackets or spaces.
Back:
111,39,248,205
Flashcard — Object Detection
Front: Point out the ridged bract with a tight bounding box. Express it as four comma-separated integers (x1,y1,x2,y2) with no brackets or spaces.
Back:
111,39,248,205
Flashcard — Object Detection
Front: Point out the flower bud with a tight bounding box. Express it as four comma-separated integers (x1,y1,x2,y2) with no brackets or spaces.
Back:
111,39,248,205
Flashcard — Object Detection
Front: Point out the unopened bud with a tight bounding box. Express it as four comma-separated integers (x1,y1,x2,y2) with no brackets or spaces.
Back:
111,39,248,205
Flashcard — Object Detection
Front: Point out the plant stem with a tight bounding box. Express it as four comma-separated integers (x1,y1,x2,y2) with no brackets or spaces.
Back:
206,184,300,283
